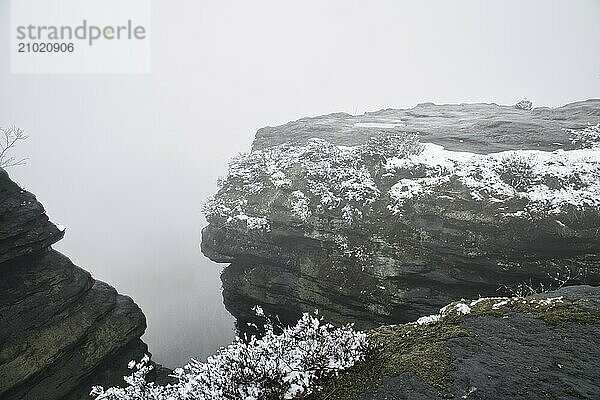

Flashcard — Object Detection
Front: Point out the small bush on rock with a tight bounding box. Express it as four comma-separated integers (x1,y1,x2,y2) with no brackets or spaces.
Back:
565,123,600,149
91,312,369,400
360,132,422,163
497,154,536,191
514,99,533,111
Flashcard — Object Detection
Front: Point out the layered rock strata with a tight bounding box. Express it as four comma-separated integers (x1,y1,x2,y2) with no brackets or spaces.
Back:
202,100,600,331
0,168,153,400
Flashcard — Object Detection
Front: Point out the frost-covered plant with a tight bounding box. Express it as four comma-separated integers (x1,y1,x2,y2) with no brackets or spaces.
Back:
341,204,362,225
565,123,600,149
360,132,422,162
498,268,577,297
91,312,369,400
203,197,270,232
300,139,380,215
415,293,566,327
288,190,311,222
205,138,382,227
386,142,600,217
207,124,600,229
243,215,271,232
497,153,536,191
514,99,533,111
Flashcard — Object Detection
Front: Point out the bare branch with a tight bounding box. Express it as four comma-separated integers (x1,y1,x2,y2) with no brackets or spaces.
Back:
546,268,576,290
0,126,28,169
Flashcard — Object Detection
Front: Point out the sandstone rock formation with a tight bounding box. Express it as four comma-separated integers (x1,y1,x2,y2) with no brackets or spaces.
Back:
312,285,600,400
0,168,151,400
202,100,600,333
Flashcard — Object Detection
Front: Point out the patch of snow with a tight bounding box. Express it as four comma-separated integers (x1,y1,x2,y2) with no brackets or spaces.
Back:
252,305,265,317
455,303,471,315
416,314,441,325
336,145,359,152
440,302,472,316
354,122,401,129
232,213,271,232
386,140,600,216
461,386,478,398
538,296,564,306
247,216,270,231
492,299,510,310
388,176,450,214
270,170,292,189
469,297,505,307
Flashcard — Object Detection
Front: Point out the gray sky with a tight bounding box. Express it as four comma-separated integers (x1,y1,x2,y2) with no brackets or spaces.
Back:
0,0,599,367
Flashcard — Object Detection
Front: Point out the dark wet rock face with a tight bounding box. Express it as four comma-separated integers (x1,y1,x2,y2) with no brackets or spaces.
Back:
202,100,600,331
0,169,64,264
313,285,600,400
0,169,150,400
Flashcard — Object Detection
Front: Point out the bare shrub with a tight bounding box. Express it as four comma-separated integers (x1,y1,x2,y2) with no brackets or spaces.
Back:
514,99,533,111
497,154,536,191
0,126,28,168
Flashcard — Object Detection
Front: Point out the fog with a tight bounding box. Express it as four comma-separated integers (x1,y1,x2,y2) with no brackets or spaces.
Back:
0,0,598,367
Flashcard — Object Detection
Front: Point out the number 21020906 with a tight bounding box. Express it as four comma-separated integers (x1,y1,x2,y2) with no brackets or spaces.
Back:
18,42,74,53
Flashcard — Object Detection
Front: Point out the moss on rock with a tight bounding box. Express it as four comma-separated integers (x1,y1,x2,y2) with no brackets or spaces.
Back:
468,295,599,325
310,288,600,399
309,322,471,399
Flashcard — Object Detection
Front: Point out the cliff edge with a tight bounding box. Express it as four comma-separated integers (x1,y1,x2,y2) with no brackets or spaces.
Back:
0,168,151,400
